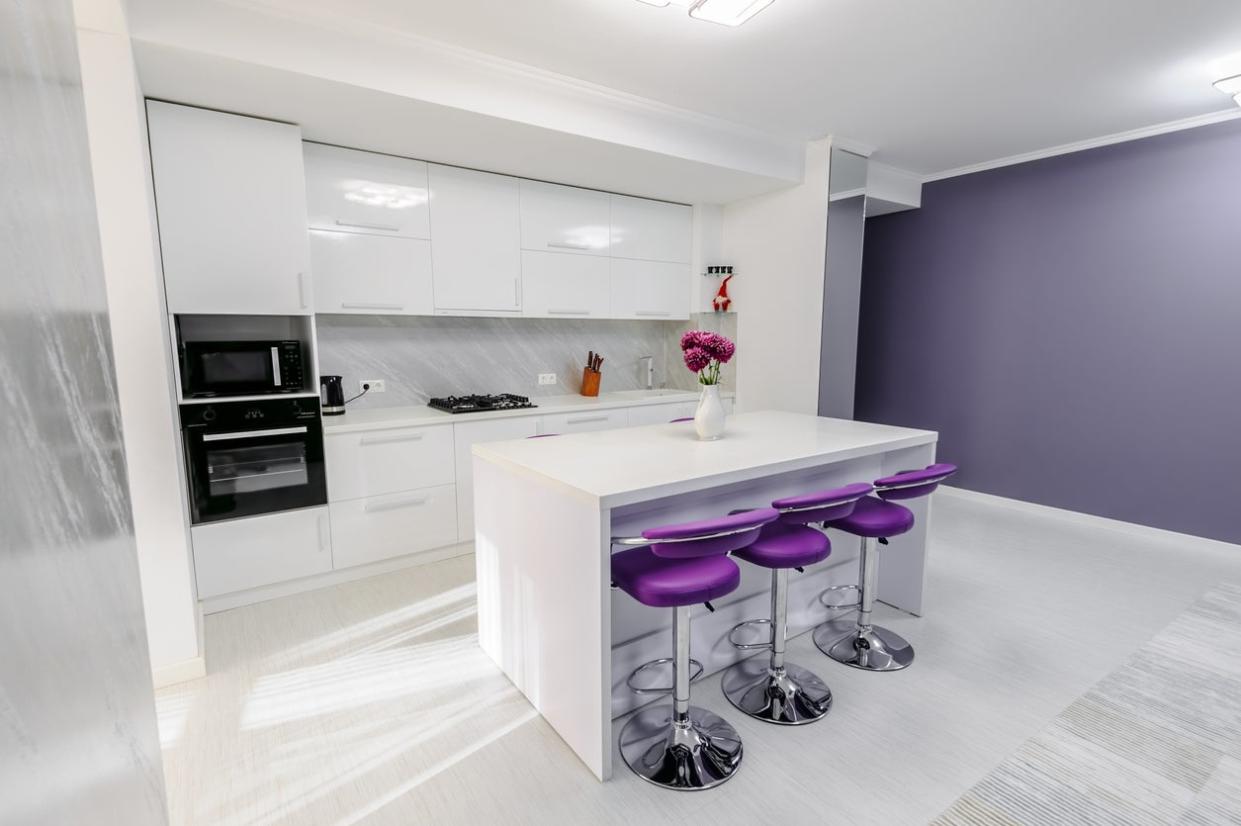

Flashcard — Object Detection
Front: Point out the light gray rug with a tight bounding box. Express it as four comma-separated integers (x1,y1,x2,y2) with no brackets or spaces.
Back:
934,582,1241,826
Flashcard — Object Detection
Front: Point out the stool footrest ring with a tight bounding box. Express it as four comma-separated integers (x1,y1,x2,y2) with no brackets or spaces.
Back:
819,584,861,610
626,657,705,695
727,618,774,650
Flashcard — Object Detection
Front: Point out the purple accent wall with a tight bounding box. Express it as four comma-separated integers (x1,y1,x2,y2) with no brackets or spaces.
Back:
856,118,1241,545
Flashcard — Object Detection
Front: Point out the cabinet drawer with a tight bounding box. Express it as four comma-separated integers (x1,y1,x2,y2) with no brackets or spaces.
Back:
540,408,629,434
325,424,455,501
453,416,541,541
520,251,611,318
310,230,433,315
191,507,332,599
330,485,458,569
627,401,697,427
303,143,430,239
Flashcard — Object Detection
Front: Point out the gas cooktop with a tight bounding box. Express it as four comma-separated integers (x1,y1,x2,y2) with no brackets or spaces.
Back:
427,394,538,414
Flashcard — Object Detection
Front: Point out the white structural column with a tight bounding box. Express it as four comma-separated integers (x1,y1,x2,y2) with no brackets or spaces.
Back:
75,0,203,686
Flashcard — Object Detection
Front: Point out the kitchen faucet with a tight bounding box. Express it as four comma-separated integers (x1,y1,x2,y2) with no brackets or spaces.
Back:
638,356,654,390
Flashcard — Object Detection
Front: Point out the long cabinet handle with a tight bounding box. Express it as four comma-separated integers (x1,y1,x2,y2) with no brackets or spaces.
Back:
317,513,330,554
335,219,400,232
547,308,590,316
635,310,671,317
566,415,610,425
513,279,521,308
341,302,406,311
298,273,309,309
365,495,430,514
547,241,593,250
359,431,426,446
203,426,308,442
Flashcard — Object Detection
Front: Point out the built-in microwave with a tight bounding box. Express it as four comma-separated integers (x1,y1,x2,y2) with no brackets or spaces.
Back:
181,397,326,524
182,340,305,398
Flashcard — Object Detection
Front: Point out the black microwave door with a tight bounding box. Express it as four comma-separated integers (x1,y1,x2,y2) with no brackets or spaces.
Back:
187,348,277,396
186,427,326,523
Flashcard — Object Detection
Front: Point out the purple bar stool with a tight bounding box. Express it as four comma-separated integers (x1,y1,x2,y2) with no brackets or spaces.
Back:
813,463,958,672
611,507,779,791
720,482,872,725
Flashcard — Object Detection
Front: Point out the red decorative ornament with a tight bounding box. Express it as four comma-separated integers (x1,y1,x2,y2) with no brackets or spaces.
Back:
712,274,733,312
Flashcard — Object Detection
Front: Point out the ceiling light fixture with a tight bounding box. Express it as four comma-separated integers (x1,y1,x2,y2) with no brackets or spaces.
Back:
634,0,773,27
688,0,774,26
1214,74,1241,107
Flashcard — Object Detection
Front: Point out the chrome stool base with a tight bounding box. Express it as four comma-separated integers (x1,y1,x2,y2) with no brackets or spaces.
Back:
813,619,914,672
721,658,833,725
618,704,743,790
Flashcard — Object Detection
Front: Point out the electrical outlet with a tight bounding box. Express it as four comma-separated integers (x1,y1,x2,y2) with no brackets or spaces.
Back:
537,373,557,386
360,379,386,394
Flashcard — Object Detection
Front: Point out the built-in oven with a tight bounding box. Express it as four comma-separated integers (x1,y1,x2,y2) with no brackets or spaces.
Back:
181,397,327,525
181,339,305,398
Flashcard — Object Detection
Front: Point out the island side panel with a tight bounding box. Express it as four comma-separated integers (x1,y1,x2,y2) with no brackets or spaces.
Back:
473,456,613,781
875,442,938,616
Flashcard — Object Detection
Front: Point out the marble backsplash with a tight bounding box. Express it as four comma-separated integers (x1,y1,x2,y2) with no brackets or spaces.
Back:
316,313,737,409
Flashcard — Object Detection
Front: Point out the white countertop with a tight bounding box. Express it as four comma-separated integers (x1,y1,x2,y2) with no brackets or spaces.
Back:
321,389,718,434
472,410,937,506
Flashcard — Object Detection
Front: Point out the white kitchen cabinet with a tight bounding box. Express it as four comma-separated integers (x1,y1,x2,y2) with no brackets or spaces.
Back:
310,230,433,315
330,485,458,568
191,507,332,598
540,408,630,435
453,416,541,540
325,424,455,502
610,195,692,264
303,143,430,239
610,258,691,320
429,164,522,314
627,401,697,426
520,252,611,319
519,180,610,256
146,101,311,315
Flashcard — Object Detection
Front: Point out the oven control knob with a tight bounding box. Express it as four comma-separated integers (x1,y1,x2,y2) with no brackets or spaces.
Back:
201,407,217,423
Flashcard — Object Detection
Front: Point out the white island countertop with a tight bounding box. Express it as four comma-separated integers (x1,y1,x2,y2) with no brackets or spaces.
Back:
473,410,936,507
321,388,723,435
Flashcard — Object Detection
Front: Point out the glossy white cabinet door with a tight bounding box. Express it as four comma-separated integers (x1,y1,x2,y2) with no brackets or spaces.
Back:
610,258,691,320
610,195,692,264
309,230,433,315
146,101,311,315
519,180,610,256
520,251,611,319
330,485,458,569
191,507,332,598
453,416,541,540
303,143,430,239
429,164,522,314
325,424,455,502
540,408,630,434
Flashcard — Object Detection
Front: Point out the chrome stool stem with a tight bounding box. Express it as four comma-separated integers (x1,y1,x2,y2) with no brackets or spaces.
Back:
722,568,833,725
813,537,914,671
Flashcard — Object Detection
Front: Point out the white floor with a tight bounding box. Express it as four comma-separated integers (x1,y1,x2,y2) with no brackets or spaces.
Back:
155,492,1241,825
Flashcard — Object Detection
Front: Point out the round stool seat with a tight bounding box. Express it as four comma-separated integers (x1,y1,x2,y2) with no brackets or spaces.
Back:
830,496,914,538
612,548,740,608
733,522,830,569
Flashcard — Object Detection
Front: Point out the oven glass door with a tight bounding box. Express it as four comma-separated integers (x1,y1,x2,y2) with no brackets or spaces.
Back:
187,425,326,523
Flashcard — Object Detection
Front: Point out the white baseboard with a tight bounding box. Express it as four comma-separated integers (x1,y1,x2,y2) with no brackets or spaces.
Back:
152,655,206,689
939,486,1241,554
199,541,474,615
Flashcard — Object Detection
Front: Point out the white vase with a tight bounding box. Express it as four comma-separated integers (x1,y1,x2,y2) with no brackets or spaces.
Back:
694,384,726,441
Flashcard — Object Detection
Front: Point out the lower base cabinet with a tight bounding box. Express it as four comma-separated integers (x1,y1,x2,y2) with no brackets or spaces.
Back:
329,484,458,568
192,506,332,599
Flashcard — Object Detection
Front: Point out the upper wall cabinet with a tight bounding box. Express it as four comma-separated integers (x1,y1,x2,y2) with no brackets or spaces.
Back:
519,180,611,256
147,102,312,315
309,231,433,316
610,258,690,320
428,164,522,315
303,143,430,239
609,195,693,264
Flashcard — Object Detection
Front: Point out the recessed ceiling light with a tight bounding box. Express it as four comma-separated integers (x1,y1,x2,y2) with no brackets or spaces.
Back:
689,0,774,26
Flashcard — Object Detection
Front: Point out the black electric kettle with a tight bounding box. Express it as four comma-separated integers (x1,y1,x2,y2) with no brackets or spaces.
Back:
320,375,346,416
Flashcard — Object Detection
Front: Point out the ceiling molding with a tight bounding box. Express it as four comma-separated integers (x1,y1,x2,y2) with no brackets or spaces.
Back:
828,136,876,157
923,108,1241,183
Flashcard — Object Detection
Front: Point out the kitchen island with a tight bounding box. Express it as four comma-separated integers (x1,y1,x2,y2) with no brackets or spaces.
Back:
472,410,938,780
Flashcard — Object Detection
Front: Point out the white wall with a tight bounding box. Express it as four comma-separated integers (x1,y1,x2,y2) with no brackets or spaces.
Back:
724,138,832,414
75,0,203,687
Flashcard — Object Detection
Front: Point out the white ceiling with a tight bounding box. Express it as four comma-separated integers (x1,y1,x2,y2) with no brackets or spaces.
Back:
125,0,1241,188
